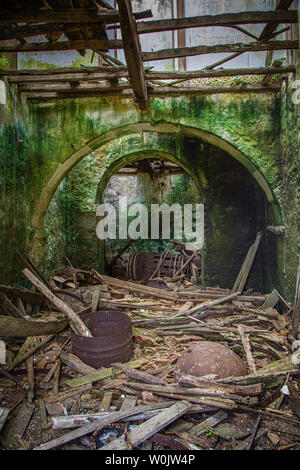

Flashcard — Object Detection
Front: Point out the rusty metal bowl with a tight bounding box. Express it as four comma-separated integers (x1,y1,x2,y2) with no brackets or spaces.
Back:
70,310,132,368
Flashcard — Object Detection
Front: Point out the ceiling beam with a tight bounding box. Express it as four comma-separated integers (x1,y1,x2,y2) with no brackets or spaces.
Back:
142,40,299,62
25,83,281,102
0,8,152,25
259,0,295,40
7,66,294,85
116,0,148,108
0,39,123,53
146,66,295,80
137,10,298,34
8,71,128,83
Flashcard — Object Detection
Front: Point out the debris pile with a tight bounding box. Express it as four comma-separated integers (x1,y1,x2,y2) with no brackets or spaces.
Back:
0,241,300,451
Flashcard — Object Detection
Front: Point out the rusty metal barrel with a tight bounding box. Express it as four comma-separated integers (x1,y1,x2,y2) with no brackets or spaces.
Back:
70,310,132,368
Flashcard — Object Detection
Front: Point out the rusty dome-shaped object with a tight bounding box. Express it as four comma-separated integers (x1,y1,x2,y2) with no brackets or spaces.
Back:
175,341,247,379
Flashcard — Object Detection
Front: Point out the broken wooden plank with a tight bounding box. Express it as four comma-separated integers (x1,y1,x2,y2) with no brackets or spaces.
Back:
120,395,137,411
142,41,299,62
51,402,175,429
262,290,280,309
59,350,97,376
26,356,34,403
99,392,113,412
292,255,300,337
112,362,166,386
233,232,262,293
173,292,240,318
238,324,257,374
0,293,27,319
34,403,178,450
116,0,147,106
0,285,43,305
177,374,264,396
6,335,55,371
100,401,191,450
22,268,92,337
100,275,178,301
0,407,9,432
190,410,228,437
137,10,298,34
0,315,68,338
64,359,147,388
2,402,35,448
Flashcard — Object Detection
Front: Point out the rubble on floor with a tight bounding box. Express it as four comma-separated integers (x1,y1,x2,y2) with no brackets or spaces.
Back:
0,251,300,451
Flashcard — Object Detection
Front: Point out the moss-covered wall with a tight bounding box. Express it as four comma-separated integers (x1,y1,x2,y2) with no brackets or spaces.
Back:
0,81,299,299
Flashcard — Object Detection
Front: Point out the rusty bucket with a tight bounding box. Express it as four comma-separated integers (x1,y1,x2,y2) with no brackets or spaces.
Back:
70,310,132,368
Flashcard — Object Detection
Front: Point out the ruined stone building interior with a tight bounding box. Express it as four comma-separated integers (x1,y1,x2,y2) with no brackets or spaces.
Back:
0,0,299,453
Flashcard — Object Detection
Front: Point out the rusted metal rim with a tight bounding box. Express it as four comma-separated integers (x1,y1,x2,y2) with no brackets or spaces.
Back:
71,310,133,368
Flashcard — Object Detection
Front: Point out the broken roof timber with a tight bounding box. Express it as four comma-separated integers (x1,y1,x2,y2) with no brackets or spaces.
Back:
259,0,296,41
25,83,281,102
136,10,298,35
116,0,148,109
0,8,152,25
0,39,123,53
142,40,299,62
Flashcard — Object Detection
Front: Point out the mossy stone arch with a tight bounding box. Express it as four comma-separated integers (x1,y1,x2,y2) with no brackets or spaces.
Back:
31,122,282,233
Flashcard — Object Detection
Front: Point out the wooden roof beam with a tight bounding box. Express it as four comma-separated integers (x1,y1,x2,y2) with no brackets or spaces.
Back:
136,10,298,35
0,39,123,53
0,8,152,25
145,66,295,80
116,0,148,109
25,83,282,102
142,40,299,62
259,0,295,41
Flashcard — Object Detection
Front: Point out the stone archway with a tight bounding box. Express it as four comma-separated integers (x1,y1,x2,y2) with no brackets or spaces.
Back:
31,122,281,231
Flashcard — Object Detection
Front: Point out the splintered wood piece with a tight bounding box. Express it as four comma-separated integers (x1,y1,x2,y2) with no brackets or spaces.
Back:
0,407,9,432
0,293,27,319
52,359,61,395
91,287,101,312
22,268,92,337
112,362,166,386
100,401,191,450
34,403,177,450
0,315,68,338
99,392,113,412
262,290,280,309
64,359,147,388
7,335,55,371
233,232,262,293
3,402,35,448
100,275,178,301
120,395,137,411
292,256,300,337
190,410,228,437
26,356,35,403
60,350,97,375
238,324,257,374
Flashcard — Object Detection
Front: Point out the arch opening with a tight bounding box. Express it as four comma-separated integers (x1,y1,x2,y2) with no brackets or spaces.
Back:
41,130,279,293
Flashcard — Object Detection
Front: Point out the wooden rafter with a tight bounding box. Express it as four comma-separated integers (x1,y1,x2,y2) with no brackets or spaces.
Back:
136,10,298,35
116,0,147,108
0,39,123,53
145,66,295,80
0,8,152,25
259,0,295,41
4,66,294,85
25,83,282,102
142,40,299,62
